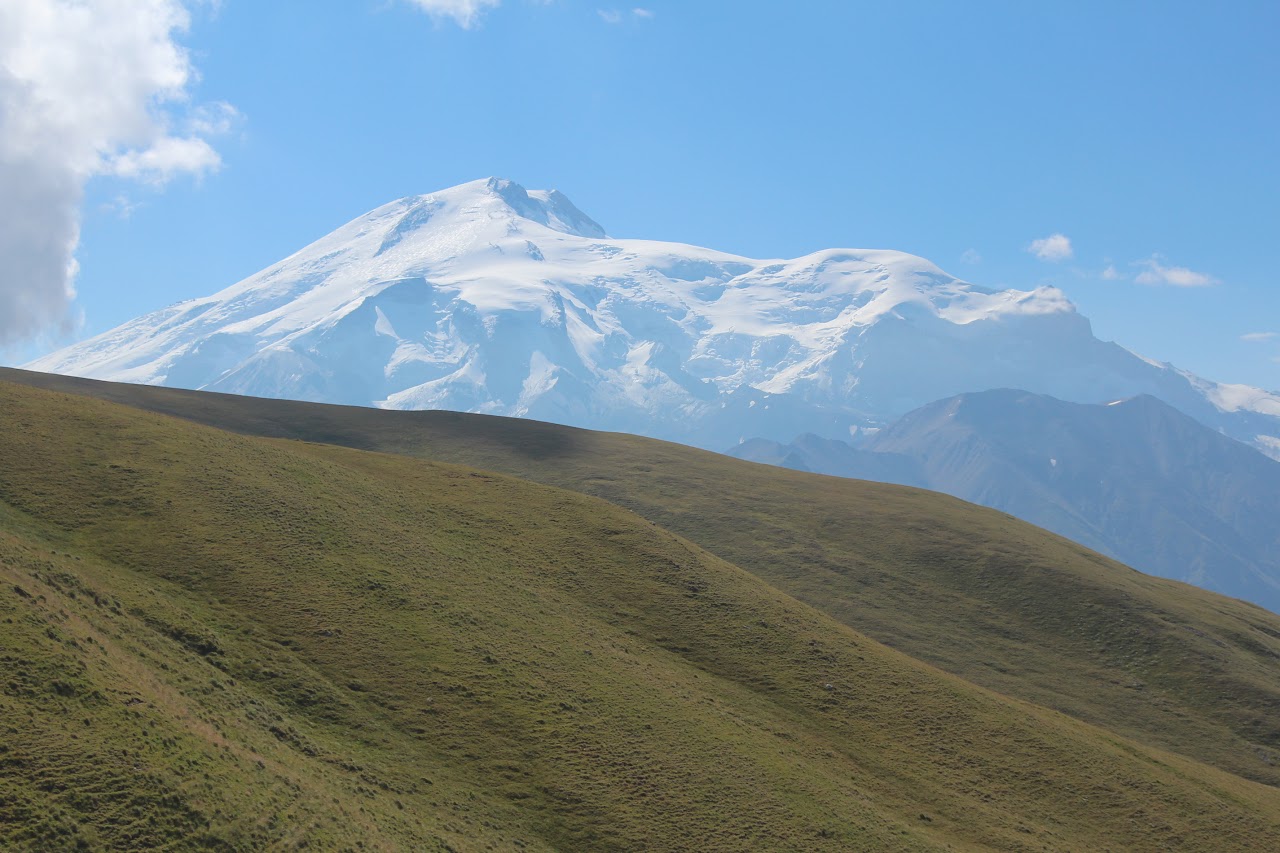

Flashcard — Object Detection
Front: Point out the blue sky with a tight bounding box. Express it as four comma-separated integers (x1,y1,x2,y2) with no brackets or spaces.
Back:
4,0,1278,389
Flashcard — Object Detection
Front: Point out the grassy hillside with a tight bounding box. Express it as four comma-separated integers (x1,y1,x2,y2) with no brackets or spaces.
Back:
4,378,1280,850
7,367,1280,797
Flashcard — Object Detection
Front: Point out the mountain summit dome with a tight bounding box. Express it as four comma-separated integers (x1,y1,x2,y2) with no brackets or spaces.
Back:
379,177,608,242
26,178,1280,456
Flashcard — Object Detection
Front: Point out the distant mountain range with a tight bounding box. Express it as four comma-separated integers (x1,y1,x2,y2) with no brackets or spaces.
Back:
730,390,1280,612
26,177,1280,459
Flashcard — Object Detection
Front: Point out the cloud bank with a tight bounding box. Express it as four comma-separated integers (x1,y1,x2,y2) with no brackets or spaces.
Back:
0,0,229,347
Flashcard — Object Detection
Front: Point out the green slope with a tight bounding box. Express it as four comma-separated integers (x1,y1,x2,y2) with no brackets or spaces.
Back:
7,367,1280,796
3,379,1280,850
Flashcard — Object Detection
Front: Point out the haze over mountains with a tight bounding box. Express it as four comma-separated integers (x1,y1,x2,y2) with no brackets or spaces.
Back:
27,177,1280,460
730,390,1280,613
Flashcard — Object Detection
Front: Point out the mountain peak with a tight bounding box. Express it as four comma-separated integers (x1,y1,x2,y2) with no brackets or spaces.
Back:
24,177,1280,460
409,177,607,239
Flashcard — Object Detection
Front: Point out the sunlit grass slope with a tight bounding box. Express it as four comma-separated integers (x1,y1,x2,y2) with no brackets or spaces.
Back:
3,378,1280,850
7,366,1280,796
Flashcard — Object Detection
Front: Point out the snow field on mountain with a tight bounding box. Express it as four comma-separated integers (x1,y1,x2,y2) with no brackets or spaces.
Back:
28,177,1280,456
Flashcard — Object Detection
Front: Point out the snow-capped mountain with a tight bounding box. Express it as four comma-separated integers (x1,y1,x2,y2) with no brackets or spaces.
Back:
27,177,1280,456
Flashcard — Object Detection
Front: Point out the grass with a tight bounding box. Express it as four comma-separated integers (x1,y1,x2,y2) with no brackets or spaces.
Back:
2,373,1280,850
11,367,1278,791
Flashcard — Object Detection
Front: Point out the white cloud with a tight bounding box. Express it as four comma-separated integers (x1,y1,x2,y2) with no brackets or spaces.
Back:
1027,233,1073,262
111,135,221,184
1101,264,1122,281
0,0,231,347
1242,332,1277,342
101,194,140,220
1134,256,1220,287
185,101,240,137
960,249,981,265
406,0,501,28
599,8,653,23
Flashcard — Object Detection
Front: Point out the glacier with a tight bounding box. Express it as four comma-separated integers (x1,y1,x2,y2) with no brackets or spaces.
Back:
27,177,1280,457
